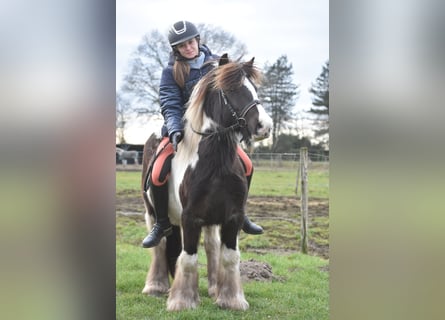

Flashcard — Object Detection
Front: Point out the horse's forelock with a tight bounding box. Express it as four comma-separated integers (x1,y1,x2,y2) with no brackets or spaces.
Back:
213,62,243,91
212,61,262,91
243,63,262,86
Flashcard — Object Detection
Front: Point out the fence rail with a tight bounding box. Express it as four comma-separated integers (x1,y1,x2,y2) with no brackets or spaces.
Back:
116,150,329,170
249,152,329,169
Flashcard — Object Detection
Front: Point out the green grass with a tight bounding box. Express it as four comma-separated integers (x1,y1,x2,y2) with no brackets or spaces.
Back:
116,217,329,320
249,168,329,198
116,171,142,192
117,165,329,199
116,164,329,318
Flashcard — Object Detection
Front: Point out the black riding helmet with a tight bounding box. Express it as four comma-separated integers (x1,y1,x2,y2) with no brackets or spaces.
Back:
168,21,200,47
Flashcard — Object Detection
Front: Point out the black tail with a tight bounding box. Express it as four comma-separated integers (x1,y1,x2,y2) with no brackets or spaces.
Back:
166,226,182,278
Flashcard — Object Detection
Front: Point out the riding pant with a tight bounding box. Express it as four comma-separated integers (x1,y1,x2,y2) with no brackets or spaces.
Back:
150,137,253,187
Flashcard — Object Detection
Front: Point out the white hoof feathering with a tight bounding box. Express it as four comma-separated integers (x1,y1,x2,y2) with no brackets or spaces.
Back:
215,245,249,310
167,252,200,311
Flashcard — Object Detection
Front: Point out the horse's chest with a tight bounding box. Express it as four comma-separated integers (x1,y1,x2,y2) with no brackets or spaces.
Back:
180,161,247,216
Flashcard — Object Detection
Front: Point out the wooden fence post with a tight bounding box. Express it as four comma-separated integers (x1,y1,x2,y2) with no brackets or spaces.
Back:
295,154,300,195
300,148,309,254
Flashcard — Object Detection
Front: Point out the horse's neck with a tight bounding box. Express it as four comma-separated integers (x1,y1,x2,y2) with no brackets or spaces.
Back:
181,88,240,174
197,133,239,176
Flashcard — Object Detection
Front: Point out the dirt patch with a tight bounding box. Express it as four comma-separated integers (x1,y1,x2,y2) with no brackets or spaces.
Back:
240,259,283,282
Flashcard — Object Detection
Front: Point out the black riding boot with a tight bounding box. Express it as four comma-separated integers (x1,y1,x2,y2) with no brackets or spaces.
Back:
242,173,264,235
142,183,173,248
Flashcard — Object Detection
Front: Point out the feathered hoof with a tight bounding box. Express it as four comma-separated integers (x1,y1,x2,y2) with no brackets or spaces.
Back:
208,285,217,298
141,283,169,296
166,296,200,311
215,296,249,311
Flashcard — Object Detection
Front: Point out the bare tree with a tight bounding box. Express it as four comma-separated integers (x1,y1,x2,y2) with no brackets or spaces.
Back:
119,30,169,115
197,24,247,59
116,92,132,144
117,24,248,117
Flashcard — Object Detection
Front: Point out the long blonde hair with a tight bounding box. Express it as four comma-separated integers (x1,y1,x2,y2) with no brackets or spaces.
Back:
172,36,202,88
172,60,190,89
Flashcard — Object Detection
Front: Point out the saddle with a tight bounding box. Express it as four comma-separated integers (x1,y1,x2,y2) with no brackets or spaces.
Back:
143,137,173,192
142,134,161,192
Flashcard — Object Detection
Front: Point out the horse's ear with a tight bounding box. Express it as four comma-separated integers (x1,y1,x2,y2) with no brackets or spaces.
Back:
219,53,229,66
246,57,255,66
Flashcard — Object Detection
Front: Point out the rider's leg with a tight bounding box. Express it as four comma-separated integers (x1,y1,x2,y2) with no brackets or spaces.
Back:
142,138,174,248
237,146,263,235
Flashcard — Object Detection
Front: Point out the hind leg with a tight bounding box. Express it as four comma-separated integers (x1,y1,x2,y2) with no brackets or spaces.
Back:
204,226,220,298
142,211,170,296
167,213,201,311
215,219,249,310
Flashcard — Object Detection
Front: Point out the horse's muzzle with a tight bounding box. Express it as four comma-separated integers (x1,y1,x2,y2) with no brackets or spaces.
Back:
253,108,273,141
253,127,271,141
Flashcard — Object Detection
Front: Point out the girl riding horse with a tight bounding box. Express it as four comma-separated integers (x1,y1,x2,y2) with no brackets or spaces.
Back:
142,52,272,311
142,20,263,248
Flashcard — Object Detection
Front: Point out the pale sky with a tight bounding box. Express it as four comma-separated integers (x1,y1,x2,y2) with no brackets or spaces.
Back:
116,0,329,143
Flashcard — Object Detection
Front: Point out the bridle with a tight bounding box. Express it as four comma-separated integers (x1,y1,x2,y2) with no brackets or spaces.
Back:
221,90,260,129
192,85,260,142
192,90,260,141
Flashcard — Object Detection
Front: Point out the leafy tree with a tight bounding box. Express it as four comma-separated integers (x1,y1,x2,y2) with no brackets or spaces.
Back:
279,134,312,153
255,133,328,161
259,55,299,151
308,60,329,147
255,134,310,153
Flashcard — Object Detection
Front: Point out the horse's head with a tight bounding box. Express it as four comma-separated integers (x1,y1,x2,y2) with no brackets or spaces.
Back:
209,54,272,143
184,54,272,146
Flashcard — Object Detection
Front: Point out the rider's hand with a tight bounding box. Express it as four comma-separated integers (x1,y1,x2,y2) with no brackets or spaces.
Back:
170,131,183,151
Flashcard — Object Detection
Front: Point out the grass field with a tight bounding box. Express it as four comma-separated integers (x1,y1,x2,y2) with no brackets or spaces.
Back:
116,164,329,319
116,162,329,198
117,239,328,320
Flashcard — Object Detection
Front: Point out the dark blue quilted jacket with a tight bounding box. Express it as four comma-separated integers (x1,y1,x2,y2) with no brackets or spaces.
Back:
159,45,219,138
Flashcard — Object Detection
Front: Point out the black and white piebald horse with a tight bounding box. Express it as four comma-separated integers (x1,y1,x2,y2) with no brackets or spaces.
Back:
141,54,273,311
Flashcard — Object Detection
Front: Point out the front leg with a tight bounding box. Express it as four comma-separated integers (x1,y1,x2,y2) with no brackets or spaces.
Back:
167,251,199,311
167,212,202,311
215,218,249,310
215,244,249,310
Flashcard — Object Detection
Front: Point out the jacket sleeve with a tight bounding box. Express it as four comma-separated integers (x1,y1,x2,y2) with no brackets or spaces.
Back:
159,67,185,137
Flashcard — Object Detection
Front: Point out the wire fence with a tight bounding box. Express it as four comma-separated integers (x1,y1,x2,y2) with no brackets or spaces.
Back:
250,152,329,170
116,150,329,170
